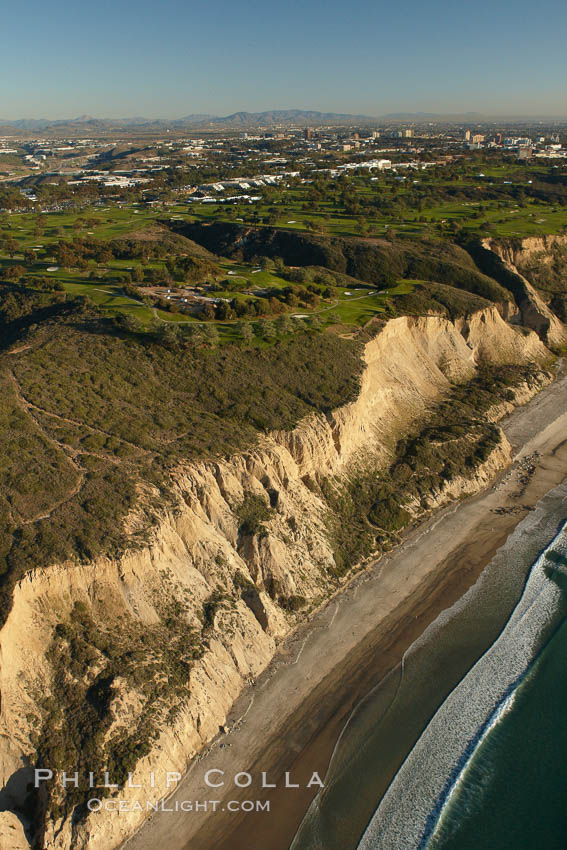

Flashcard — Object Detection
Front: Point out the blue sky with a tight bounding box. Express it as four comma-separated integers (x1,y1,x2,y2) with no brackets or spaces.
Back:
2,0,566,118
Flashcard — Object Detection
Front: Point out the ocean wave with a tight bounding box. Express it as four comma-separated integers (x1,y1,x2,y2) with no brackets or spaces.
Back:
357,518,567,850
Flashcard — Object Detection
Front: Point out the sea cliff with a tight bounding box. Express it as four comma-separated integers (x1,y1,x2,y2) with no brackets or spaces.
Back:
0,307,555,850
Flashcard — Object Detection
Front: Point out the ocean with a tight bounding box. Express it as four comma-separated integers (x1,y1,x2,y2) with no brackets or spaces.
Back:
290,481,567,850
424,607,567,850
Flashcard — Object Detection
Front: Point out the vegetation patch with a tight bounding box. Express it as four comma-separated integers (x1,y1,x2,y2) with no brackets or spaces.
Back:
180,222,513,302
322,365,544,576
0,292,363,625
32,599,202,827
236,493,275,536
388,280,492,320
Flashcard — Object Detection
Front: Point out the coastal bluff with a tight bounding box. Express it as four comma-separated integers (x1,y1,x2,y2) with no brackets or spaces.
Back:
0,307,554,850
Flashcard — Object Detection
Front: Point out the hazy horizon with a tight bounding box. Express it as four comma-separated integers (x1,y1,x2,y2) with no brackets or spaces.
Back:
2,108,567,124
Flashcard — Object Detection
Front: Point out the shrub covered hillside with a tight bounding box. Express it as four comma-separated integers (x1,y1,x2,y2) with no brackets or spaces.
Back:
320,365,546,574
388,281,492,320
0,290,363,625
177,221,514,302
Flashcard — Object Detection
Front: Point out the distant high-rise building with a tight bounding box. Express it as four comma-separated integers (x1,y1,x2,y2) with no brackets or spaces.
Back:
472,134,485,144
495,133,502,145
304,127,313,140
353,131,359,140
464,130,471,141
404,129,413,138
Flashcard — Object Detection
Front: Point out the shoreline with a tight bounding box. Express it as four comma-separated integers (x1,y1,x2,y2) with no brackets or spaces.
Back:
124,366,567,850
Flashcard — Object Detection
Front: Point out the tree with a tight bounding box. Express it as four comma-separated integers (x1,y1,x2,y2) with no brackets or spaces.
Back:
97,249,113,264
215,300,234,321
158,322,181,348
380,270,398,289
276,314,293,335
3,264,26,282
254,319,267,338
2,236,18,258
322,286,338,299
203,324,219,346
256,319,276,340
268,297,285,316
238,322,254,345
115,313,142,334
187,324,204,345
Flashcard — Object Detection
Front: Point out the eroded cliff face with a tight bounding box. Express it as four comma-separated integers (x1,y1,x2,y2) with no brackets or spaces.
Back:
0,812,29,850
0,311,552,850
483,237,567,346
491,234,567,266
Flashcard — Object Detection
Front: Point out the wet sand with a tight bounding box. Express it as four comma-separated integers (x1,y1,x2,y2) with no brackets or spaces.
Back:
125,366,567,850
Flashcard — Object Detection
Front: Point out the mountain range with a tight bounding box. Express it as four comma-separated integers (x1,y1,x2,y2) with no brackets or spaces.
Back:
0,109,376,133
1,109,565,135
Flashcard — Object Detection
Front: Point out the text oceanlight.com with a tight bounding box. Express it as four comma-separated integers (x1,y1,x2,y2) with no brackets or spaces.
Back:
86,799,271,813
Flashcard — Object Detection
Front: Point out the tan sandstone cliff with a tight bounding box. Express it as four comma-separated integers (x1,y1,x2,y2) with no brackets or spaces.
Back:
0,310,552,850
483,236,567,347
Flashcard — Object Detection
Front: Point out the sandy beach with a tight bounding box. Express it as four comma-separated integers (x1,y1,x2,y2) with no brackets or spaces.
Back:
124,365,567,850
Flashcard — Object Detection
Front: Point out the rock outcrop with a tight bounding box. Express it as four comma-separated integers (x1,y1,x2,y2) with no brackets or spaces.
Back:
482,237,567,347
0,812,29,850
